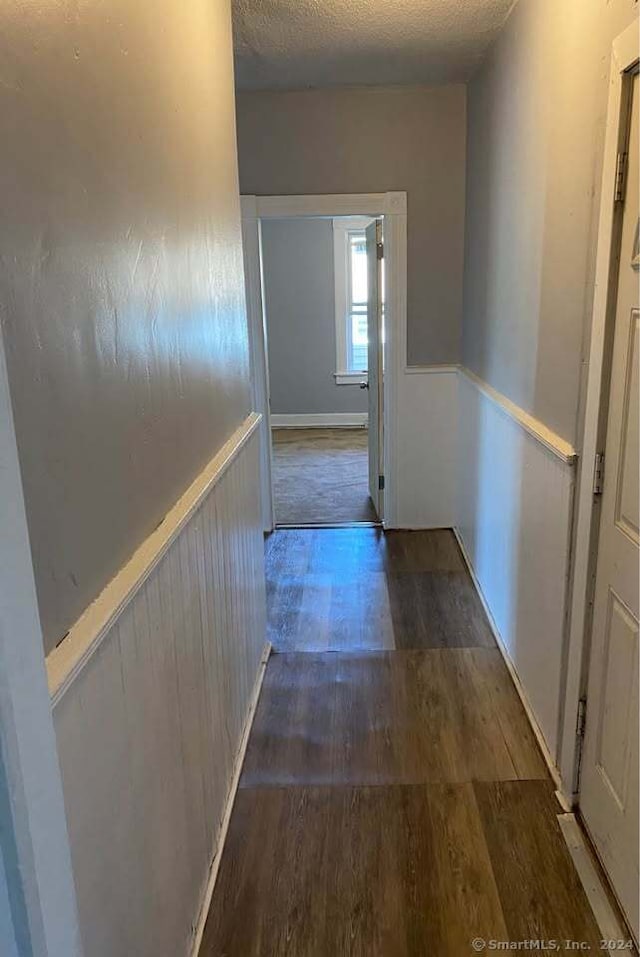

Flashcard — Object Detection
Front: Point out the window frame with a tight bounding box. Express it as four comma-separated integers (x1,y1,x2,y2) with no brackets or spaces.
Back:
332,216,373,383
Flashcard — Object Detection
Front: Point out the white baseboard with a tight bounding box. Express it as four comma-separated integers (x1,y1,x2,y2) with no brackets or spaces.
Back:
453,526,563,793
271,412,368,429
557,813,628,949
189,641,271,957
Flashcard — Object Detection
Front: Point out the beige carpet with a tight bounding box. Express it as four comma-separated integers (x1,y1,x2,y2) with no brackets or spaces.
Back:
272,427,377,524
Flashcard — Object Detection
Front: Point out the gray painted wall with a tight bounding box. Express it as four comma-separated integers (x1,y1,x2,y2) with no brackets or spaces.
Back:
462,0,638,443
0,853,19,957
0,0,251,652
0,865,18,957
236,85,467,366
0,753,20,957
261,219,368,415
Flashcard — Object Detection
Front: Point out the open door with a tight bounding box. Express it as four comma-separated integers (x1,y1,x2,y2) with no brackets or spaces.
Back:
365,218,384,519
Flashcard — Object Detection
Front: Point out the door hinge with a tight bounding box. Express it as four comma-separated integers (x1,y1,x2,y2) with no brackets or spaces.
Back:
376,241,384,260
593,451,605,495
614,151,628,202
574,695,588,792
576,696,587,738
378,474,385,491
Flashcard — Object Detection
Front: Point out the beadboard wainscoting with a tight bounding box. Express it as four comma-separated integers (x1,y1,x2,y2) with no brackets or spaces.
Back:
392,365,458,529
47,415,268,957
456,370,577,767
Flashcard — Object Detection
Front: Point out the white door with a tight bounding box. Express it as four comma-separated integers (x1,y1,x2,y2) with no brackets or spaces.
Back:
580,71,639,938
366,218,384,518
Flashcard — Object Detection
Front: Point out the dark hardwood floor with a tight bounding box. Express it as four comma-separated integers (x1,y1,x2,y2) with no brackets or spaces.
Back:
203,782,602,957
272,427,377,524
240,649,547,787
200,529,606,956
265,527,494,651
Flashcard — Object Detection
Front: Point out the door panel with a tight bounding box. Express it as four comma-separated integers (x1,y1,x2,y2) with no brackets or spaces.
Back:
615,311,639,543
366,219,383,518
581,72,639,939
595,590,637,808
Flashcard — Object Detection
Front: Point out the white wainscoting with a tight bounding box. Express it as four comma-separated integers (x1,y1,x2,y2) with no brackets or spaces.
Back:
48,415,268,957
392,365,458,529
456,370,577,764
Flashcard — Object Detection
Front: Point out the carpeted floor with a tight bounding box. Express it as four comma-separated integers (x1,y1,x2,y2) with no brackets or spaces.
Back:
272,427,377,525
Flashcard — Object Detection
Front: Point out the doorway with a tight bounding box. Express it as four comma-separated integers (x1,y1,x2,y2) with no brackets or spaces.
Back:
560,22,639,944
579,68,639,939
241,193,406,532
262,214,381,525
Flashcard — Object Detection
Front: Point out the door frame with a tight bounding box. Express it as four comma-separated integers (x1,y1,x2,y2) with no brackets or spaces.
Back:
559,21,639,800
240,192,407,532
0,327,82,955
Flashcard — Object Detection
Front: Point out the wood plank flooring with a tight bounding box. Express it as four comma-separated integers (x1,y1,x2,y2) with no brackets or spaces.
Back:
203,782,602,957
265,527,494,651
272,427,377,524
200,529,607,956
240,650,548,787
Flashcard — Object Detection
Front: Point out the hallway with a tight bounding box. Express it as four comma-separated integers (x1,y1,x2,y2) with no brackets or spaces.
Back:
200,529,603,955
2,0,639,952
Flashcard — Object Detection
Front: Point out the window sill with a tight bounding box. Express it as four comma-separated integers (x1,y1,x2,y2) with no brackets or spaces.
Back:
334,372,368,386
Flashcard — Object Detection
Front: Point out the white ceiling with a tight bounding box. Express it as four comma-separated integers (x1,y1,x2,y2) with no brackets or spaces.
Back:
232,0,515,91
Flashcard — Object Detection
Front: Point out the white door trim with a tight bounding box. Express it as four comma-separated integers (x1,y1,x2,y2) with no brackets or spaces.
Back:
559,21,639,799
252,192,406,219
0,329,82,956
240,192,407,529
240,197,275,533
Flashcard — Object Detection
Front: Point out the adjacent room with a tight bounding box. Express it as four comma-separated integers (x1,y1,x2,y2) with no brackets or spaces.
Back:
259,213,385,525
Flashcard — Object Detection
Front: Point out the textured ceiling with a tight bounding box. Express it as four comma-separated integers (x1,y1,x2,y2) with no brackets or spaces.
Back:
232,0,515,91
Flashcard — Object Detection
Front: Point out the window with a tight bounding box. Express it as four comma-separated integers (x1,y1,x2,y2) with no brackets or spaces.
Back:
333,217,373,383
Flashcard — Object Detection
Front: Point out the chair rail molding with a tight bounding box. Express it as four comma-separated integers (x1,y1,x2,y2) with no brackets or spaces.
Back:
49,414,267,957
459,367,577,466
46,414,261,704
456,369,576,771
